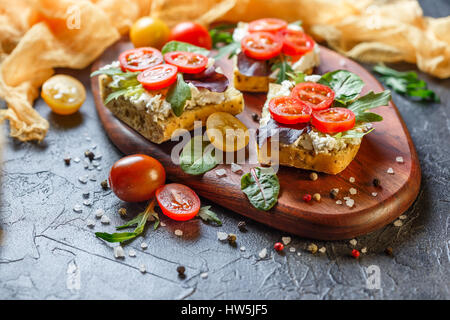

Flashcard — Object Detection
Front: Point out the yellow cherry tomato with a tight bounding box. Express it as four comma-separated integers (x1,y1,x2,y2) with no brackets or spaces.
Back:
130,17,170,49
206,112,249,152
41,75,86,115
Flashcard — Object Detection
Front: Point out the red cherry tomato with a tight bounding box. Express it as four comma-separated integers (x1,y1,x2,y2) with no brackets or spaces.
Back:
269,96,312,124
169,22,212,49
155,183,201,221
137,64,178,90
281,29,315,56
164,51,208,74
241,32,283,60
290,82,335,111
311,108,356,134
248,18,288,34
108,154,166,202
119,47,163,72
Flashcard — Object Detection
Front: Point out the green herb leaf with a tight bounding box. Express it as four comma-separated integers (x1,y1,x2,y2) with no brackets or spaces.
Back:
373,64,439,102
287,71,306,84
241,167,280,211
209,24,236,49
95,232,140,243
90,68,138,78
271,55,294,84
319,70,364,104
337,127,375,139
162,41,210,56
354,112,383,123
116,211,146,230
197,206,222,225
214,41,241,60
347,90,391,122
152,212,160,230
288,20,303,27
166,73,192,117
104,88,129,104
180,135,217,175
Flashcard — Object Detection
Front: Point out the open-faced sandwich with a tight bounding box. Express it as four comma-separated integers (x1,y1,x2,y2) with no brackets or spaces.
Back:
214,18,320,93
91,42,244,144
257,71,391,174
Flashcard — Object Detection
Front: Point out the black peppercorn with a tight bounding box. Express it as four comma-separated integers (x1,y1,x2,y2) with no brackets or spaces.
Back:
237,221,247,232
330,189,338,199
101,180,109,190
177,265,186,277
385,247,393,256
85,150,95,161
251,113,260,122
64,156,71,165
373,178,381,187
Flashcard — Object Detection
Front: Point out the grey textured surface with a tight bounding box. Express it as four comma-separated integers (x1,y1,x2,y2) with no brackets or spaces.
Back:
0,1,449,300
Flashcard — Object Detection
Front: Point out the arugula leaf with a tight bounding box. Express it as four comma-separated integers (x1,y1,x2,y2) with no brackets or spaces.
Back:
162,41,210,56
116,211,146,230
209,24,235,49
104,84,144,104
152,212,160,230
241,167,280,211
271,54,294,84
95,232,141,243
336,127,375,139
373,64,439,102
197,206,222,225
166,73,192,117
90,68,138,78
214,41,241,60
287,71,306,84
180,135,217,175
319,70,364,104
347,90,391,122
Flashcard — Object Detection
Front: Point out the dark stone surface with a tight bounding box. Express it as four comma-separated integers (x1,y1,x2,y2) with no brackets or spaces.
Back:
0,1,449,300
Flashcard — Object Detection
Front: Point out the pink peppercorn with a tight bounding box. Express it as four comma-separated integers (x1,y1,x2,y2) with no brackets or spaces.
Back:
274,242,284,252
303,194,312,202
352,249,360,259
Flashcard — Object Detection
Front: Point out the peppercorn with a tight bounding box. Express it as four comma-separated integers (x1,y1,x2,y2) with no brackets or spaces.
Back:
118,208,127,217
101,180,109,190
237,221,247,232
85,150,95,161
303,194,312,202
227,233,237,246
64,156,71,165
176,265,186,278
384,247,394,256
351,249,360,259
330,188,339,199
307,243,318,254
274,242,284,252
313,193,321,202
251,113,260,122
309,172,318,181
373,178,381,187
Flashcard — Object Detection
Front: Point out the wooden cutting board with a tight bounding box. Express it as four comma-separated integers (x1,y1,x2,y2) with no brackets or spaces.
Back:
91,40,421,240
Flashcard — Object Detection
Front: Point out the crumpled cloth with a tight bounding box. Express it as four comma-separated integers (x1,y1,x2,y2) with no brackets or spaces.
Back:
0,0,448,142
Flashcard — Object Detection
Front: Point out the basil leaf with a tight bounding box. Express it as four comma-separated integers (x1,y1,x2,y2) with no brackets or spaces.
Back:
271,55,294,84
166,73,192,117
162,41,210,56
319,70,364,104
180,135,217,175
95,232,139,243
241,167,280,211
355,112,383,123
197,206,222,225
214,41,240,60
347,90,391,122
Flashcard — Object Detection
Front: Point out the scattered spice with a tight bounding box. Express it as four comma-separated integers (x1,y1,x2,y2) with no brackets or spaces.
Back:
393,220,403,227
274,242,284,252
330,188,339,199
217,231,228,241
309,172,318,181
64,156,71,165
128,249,136,257
373,178,381,187
349,187,357,195
174,229,183,237
258,248,268,259
349,177,355,183
95,208,104,218
231,163,243,173
399,215,407,220
139,264,146,273
140,242,148,250
387,167,394,174
215,168,227,177
114,246,125,259
240,246,246,251
313,193,321,202
78,176,88,184
237,221,247,232
73,157,81,163
351,249,360,259
289,247,296,253
371,192,378,197
345,198,355,208
100,215,110,224
396,156,404,163
73,204,83,213
349,239,357,246
101,180,109,190
227,233,237,245
251,113,260,122
86,219,95,228
307,243,318,254
336,200,343,205
303,194,312,202
200,272,208,279
118,208,127,217
82,191,90,199
281,236,291,245
85,150,95,161
177,265,186,278
385,247,394,256
361,247,367,254
319,247,326,253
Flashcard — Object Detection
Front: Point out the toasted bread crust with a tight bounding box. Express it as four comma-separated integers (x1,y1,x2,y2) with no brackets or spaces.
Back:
258,139,361,175
99,75,244,144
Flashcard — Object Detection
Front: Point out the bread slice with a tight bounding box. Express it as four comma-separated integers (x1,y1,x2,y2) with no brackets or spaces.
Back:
99,75,244,144
257,83,362,174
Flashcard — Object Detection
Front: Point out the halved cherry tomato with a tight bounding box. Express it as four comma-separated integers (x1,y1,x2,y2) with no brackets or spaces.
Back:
311,108,355,134
109,154,166,202
268,96,312,124
41,75,86,115
119,47,163,72
169,22,212,49
137,64,178,90
164,51,208,74
206,112,249,152
156,183,201,221
248,18,288,34
290,82,335,111
241,32,283,60
281,29,315,56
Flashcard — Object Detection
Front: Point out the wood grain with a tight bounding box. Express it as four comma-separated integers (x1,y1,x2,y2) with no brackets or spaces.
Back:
91,40,421,240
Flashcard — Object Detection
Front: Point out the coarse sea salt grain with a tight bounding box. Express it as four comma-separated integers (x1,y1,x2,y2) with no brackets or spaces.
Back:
361,247,367,254
200,272,208,279
297,252,301,256
141,242,148,249
240,246,246,251
231,163,243,173
349,177,355,183
128,249,136,257
349,188,357,195
345,198,355,208
73,204,83,213
387,167,394,174
371,192,378,197
86,219,95,228
217,232,228,241
349,239,357,246
259,248,267,259
319,247,326,253
282,236,291,245
83,200,92,206
399,215,407,220
78,176,88,184
174,229,183,236
114,246,125,258
396,156,404,163
139,264,146,273
215,169,227,177
336,200,343,205
95,208,104,218
289,247,296,253
73,157,81,163
100,215,110,224
393,220,403,227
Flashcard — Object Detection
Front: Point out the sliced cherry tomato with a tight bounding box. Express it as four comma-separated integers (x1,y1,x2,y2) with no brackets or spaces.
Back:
241,32,283,60
169,22,212,49
119,47,163,72
268,96,312,124
137,64,178,90
164,51,208,74
248,18,288,34
311,108,356,134
290,82,335,111
108,154,166,202
281,29,315,56
156,183,201,221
